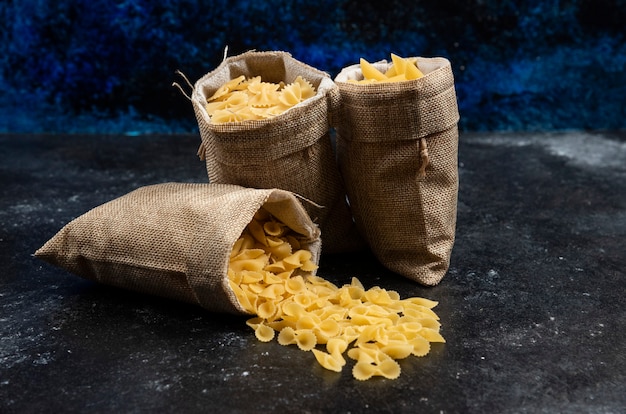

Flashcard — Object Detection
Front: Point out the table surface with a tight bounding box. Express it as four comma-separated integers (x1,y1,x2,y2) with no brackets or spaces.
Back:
1,131,625,413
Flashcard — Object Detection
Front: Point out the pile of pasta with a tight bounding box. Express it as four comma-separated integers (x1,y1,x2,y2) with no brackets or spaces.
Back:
206,75,316,124
348,53,425,84
229,208,445,381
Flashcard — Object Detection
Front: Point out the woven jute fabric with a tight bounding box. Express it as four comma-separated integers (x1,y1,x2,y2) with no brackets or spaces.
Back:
334,57,460,286
35,182,321,314
191,50,362,254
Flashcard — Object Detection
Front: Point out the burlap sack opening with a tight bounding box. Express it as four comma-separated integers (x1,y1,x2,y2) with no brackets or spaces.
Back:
334,57,460,286
191,50,362,254
34,183,321,314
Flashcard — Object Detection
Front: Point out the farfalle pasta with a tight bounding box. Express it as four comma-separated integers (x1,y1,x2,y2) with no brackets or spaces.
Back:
229,209,445,381
205,75,316,124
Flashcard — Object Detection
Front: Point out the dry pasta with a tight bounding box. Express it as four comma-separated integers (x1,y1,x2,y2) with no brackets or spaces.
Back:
228,208,445,380
347,53,425,84
205,75,317,124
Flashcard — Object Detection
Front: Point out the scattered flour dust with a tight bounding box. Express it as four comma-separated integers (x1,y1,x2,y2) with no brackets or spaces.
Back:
471,132,626,170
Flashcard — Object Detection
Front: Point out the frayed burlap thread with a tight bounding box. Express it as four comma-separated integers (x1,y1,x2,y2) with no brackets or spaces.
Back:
35,183,321,314
335,57,459,286
191,50,362,254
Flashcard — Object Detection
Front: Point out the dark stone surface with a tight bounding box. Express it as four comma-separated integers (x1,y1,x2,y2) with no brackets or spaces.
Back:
1,132,624,413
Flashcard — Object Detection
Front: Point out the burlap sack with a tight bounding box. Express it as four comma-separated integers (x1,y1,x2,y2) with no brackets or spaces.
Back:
334,57,459,286
191,50,361,254
34,182,321,314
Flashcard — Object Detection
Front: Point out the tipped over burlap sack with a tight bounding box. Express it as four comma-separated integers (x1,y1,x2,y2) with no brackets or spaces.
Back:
191,50,361,254
334,57,459,286
34,182,321,314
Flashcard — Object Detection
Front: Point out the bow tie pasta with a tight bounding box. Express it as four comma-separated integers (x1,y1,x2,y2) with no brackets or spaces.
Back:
206,75,316,124
229,208,445,381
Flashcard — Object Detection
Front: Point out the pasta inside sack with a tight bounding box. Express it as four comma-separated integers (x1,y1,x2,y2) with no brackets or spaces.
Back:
206,75,316,124
229,209,445,380
347,53,425,84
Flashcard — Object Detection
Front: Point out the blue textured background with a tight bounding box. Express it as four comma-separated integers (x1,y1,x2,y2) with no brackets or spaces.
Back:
1,0,625,134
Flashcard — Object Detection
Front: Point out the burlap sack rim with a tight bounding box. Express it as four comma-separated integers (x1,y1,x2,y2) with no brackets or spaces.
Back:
261,188,323,247
205,102,331,165
191,50,339,133
334,56,453,95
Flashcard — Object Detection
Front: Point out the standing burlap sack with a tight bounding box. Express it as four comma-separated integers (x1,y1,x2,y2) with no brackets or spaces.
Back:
34,182,321,314
334,57,459,286
191,50,361,254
